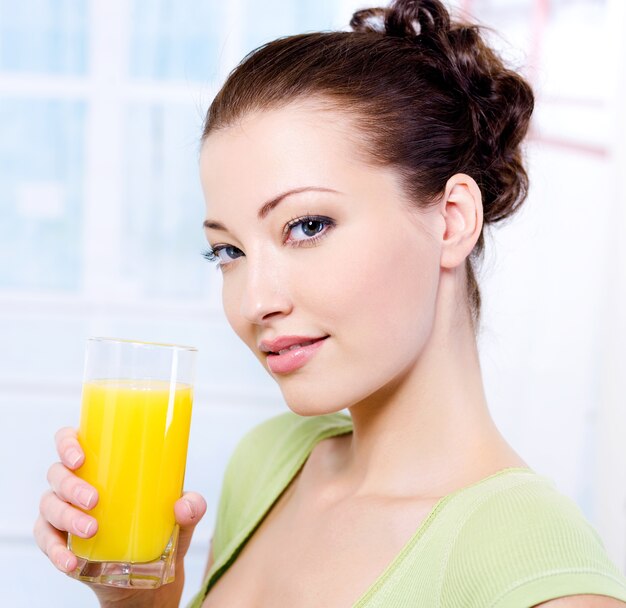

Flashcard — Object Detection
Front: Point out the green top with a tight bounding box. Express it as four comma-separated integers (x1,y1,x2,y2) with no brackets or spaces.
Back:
187,411,626,607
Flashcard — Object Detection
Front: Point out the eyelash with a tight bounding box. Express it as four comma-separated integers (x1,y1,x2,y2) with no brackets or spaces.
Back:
201,214,335,271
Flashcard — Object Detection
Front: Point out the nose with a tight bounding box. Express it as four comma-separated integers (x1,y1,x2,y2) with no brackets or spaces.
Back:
238,251,293,325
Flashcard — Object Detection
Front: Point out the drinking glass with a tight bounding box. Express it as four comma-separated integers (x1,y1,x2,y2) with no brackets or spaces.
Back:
67,337,196,588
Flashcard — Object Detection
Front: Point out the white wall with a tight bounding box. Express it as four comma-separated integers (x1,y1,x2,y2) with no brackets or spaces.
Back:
1,0,624,606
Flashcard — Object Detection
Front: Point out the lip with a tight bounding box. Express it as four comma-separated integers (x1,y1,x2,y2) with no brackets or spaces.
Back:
262,336,329,374
260,335,329,354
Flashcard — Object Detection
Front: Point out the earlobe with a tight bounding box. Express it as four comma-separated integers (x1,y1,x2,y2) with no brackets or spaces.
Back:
439,173,483,269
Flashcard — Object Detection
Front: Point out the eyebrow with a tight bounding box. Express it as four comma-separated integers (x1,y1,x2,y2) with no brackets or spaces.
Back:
203,186,340,231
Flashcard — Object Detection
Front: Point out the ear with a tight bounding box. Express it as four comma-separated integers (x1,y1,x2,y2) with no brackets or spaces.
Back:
439,173,483,269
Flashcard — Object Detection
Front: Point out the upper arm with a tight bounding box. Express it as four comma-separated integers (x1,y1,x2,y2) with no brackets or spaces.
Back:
203,536,215,579
533,595,626,607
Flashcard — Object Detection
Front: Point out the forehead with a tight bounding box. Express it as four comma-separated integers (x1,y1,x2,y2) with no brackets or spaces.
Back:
199,103,371,202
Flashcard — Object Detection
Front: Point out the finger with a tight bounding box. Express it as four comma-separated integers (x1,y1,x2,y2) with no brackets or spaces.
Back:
33,515,78,573
174,491,207,528
54,427,84,470
174,491,207,558
39,490,98,539
47,462,98,510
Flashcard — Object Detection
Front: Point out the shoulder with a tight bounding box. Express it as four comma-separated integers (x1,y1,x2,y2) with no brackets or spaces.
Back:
447,471,613,565
225,409,352,473
442,471,626,607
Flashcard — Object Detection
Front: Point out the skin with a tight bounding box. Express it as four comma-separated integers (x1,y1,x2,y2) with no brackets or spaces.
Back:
34,100,626,608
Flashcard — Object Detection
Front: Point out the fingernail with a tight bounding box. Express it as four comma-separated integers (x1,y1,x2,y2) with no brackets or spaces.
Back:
64,556,72,571
76,516,94,536
75,486,95,509
57,554,69,571
184,498,196,520
66,449,82,468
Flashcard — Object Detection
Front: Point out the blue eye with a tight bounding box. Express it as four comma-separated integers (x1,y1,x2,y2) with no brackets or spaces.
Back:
201,245,243,270
201,215,335,271
287,217,328,242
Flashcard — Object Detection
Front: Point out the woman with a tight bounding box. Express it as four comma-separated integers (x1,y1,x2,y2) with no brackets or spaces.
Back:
34,0,626,606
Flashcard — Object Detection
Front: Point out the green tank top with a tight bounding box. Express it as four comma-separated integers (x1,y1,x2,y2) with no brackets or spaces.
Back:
187,411,626,607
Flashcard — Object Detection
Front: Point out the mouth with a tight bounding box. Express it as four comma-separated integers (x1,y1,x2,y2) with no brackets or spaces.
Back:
265,336,329,374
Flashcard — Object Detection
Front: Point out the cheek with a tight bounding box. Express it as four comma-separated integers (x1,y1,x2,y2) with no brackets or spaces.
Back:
319,228,440,360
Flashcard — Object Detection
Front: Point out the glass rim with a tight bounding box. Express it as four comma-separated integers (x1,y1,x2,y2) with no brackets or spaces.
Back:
88,336,197,352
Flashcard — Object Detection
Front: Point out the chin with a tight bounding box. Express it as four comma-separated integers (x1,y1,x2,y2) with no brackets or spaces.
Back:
275,368,392,418
283,400,344,418
278,386,346,418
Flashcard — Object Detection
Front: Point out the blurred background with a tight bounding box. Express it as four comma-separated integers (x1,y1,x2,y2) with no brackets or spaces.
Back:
0,0,624,605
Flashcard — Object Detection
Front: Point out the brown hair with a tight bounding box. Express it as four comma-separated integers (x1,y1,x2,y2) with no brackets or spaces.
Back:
202,0,534,332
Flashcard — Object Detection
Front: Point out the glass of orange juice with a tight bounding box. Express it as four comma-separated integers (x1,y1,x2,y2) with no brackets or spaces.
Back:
67,337,196,588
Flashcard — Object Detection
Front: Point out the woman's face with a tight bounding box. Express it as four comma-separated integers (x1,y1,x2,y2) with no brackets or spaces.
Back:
199,102,443,415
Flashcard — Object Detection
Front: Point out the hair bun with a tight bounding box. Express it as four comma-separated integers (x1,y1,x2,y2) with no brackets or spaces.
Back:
351,0,534,227
350,0,451,40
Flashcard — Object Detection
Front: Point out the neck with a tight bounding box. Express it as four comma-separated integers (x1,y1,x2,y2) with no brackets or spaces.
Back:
337,268,526,499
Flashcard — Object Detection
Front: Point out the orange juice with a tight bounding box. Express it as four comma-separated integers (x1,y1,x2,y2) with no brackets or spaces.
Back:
70,379,193,563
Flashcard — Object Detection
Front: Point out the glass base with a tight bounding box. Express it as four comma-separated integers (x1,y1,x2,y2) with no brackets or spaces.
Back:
67,525,178,589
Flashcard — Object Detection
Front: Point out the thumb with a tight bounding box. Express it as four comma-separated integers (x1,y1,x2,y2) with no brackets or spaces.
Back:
174,491,207,559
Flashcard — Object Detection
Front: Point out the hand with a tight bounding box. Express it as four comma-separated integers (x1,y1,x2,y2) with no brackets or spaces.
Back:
34,427,207,608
